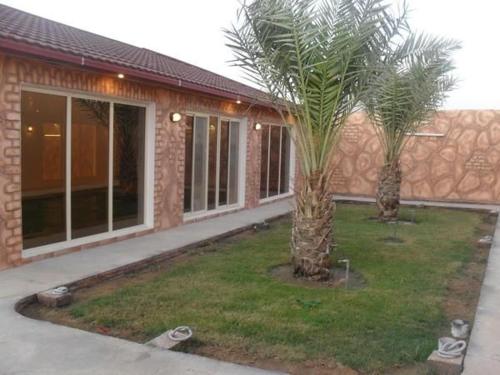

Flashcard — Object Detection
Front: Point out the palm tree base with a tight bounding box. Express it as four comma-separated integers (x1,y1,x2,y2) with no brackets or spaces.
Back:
291,191,334,281
376,163,402,222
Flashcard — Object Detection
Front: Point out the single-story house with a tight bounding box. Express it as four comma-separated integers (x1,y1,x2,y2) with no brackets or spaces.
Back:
0,4,295,269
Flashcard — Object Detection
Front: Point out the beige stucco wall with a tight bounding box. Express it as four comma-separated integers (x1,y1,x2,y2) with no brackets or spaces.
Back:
332,110,500,204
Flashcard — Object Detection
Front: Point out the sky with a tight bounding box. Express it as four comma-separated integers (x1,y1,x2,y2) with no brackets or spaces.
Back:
1,0,498,110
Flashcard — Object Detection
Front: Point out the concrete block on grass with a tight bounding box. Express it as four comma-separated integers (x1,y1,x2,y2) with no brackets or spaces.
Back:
37,289,72,307
478,235,493,247
145,331,182,350
427,350,463,375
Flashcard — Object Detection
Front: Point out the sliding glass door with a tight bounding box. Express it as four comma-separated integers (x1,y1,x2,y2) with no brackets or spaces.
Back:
260,124,291,200
184,114,241,215
21,90,147,250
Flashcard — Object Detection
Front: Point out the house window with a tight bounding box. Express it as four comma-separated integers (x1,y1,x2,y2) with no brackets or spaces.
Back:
21,90,149,251
260,124,291,200
184,114,242,214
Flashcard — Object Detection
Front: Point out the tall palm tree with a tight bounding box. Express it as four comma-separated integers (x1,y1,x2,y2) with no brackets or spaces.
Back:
226,0,408,280
365,34,460,221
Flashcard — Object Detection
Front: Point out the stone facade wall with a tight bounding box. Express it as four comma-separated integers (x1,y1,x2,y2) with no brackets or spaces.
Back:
332,111,500,203
0,53,283,269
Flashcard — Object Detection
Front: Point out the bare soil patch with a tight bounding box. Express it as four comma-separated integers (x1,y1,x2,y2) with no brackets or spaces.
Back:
270,263,366,289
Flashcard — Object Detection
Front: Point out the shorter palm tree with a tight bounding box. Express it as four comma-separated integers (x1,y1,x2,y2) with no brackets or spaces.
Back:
365,35,460,221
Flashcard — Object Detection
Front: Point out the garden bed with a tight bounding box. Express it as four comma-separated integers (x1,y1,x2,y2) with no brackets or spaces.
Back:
22,203,495,375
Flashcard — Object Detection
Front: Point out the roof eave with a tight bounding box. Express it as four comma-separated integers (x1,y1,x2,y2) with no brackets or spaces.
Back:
0,37,273,108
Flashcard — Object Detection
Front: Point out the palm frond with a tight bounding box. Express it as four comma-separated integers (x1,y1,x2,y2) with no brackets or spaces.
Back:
364,30,460,165
225,0,408,181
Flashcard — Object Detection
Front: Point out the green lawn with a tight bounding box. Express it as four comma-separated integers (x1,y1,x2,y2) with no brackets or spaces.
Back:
34,204,490,373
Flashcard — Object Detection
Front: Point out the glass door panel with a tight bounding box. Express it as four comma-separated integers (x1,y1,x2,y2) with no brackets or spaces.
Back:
228,121,240,205
183,115,241,213
113,104,145,230
280,127,290,194
71,98,109,239
192,116,208,212
184,115,194,212
260,124,290,200
21,91,67,249
260,125,270,199
268,126,281,197
218,120,230,206
207,116,218,210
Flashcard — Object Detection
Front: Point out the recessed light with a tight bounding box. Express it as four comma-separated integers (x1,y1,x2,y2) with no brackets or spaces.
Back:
117,73,125,79
236,99,242,104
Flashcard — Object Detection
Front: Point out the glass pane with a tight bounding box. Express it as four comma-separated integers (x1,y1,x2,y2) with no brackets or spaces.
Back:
71,98,109,239
184,115,194,213
228,121,239,205
268,126,281,197
280,127,290,194
21,91,67,249
207,116,218,210
218,120,229,206
260,125,269,199
113,103,145,230
192,116,208,212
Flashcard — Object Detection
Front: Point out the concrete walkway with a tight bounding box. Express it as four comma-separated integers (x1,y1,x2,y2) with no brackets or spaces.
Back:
0,199,293,375
462,215,500,375
335,194,500,374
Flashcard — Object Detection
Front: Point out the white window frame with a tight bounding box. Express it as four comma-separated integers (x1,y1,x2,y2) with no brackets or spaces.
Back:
259,123,295,204
183,112,247,221
21,84,156,259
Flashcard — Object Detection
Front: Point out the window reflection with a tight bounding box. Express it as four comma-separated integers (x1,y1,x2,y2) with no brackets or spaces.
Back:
113,104,145,230
228,121,239,204
184,115,241,214
21,91,147,250
71,98,109,239
260,124,291,200
184,115,194,212
260,125,269,199
268,126,281,197
280,127,290,194
192,116,208,212
21,91,67,249
219,120,230,206
208,116,218,210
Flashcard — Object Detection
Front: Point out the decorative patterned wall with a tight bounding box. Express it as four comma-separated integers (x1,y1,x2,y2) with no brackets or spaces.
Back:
332,111,500,203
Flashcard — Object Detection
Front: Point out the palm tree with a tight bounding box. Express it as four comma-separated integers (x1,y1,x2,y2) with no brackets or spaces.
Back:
365,34,460,221
226,0,408,280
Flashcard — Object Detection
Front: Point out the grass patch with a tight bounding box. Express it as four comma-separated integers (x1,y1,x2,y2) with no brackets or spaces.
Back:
25,203,492,374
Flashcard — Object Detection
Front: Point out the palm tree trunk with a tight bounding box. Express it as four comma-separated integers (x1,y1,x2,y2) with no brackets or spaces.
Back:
376,162,402,221
291,173,334,281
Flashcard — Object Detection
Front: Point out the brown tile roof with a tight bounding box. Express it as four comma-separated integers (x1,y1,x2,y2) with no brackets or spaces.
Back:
0,3,270,104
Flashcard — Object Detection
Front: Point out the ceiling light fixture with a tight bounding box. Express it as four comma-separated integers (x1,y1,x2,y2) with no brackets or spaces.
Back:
254,123,262,130
117,73,125,79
